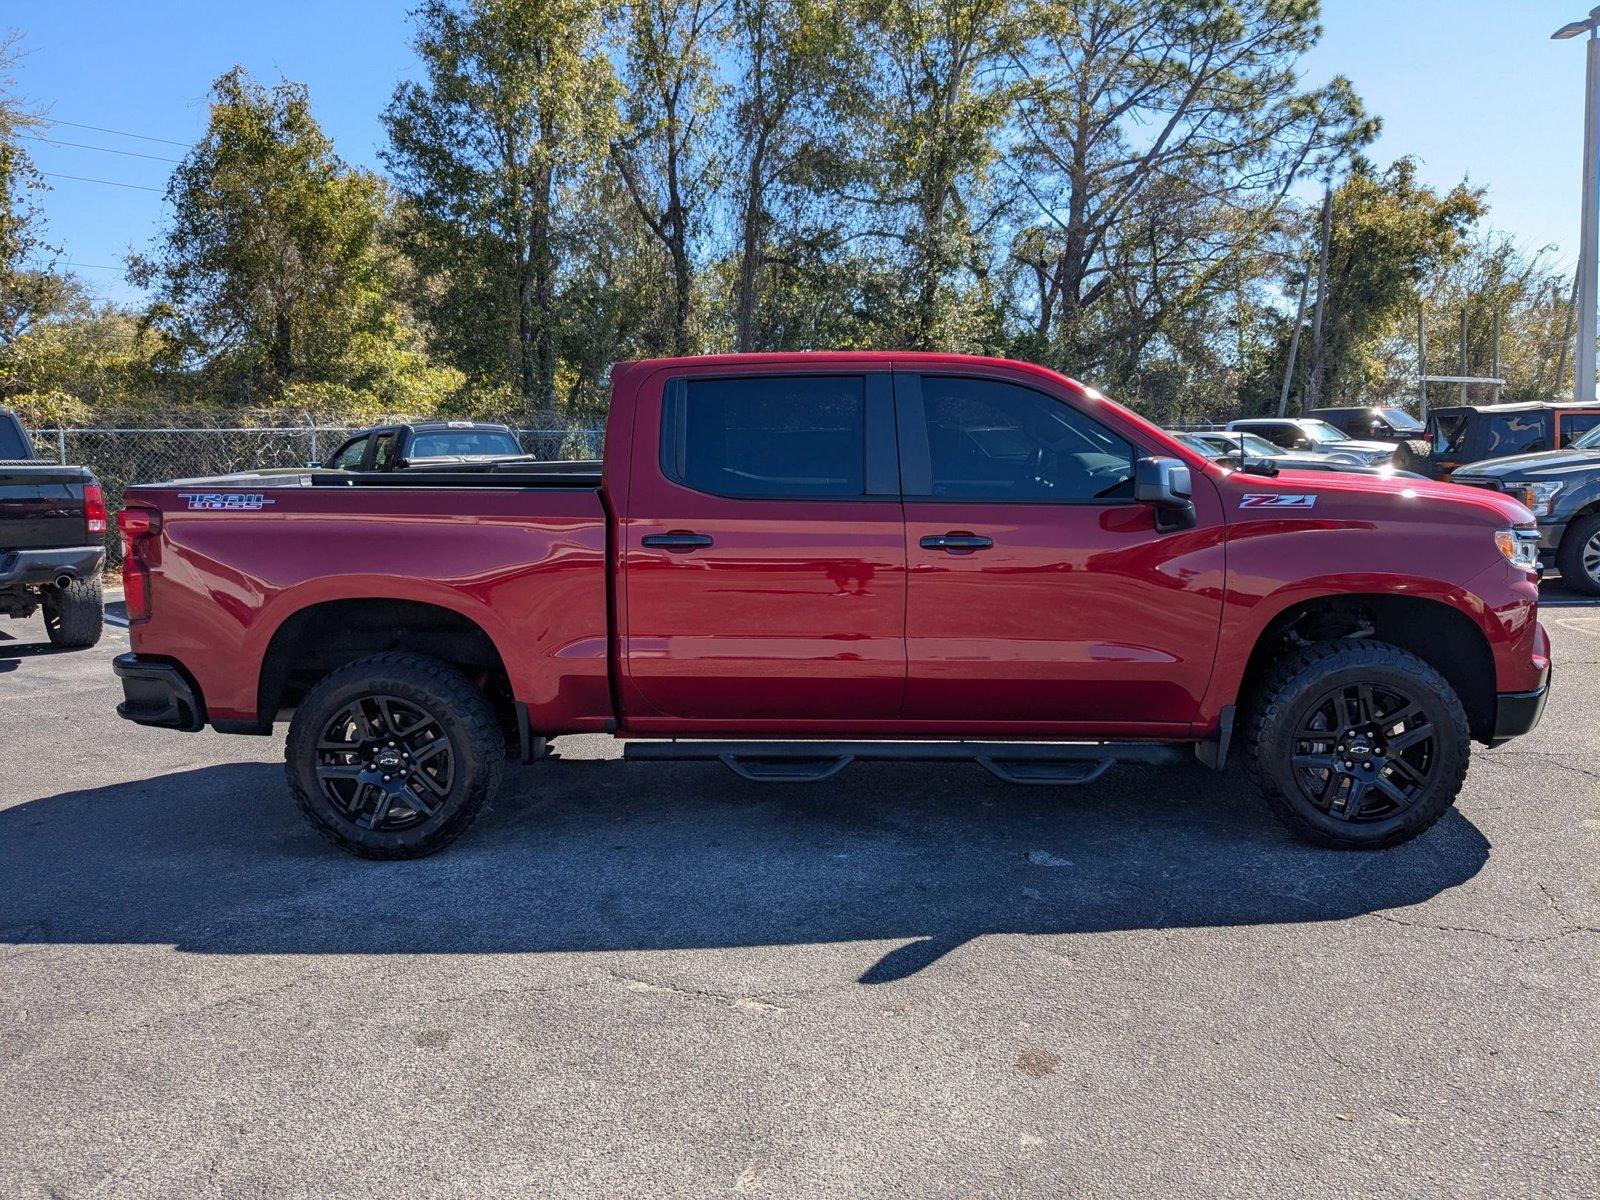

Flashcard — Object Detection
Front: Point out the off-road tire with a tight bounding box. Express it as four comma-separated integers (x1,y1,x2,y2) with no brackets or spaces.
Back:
1389,439,1429,475
42,576,103,648
1242,639,1471,849
1556,512,1600,597
285,652,505,859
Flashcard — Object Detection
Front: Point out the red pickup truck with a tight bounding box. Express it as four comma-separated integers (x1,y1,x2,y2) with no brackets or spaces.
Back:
112,353,1551,859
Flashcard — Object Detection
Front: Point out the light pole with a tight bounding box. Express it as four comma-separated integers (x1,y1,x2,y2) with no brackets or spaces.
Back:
1554,8,1600,402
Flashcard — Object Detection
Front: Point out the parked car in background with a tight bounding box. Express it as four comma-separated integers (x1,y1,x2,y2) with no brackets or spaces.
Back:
112,352,1549,860
1225,418,1396,466
1169,431,1424,479
1421,402,1600,480
1451,421,1600,595
324,421,528,471
0,408,106,648
1305,405,1426,444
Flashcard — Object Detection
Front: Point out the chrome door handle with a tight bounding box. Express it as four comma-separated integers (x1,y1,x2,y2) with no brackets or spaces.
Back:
642,531,714,552
920,533,993,552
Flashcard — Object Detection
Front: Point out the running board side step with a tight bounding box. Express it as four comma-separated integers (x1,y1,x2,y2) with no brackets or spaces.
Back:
621,740,1184,786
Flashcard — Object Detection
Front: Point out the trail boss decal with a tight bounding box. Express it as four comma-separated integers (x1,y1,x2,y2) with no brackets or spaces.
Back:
1239,493,1316,509
178,493,277,511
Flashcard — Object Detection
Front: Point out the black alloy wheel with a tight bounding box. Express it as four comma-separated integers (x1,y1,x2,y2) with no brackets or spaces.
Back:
315,695,456,833
1243,639,1471,850
1288,681,1436,824
285,653,505,859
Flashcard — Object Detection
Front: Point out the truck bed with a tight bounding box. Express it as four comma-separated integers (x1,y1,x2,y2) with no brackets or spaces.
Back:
159,460,605,491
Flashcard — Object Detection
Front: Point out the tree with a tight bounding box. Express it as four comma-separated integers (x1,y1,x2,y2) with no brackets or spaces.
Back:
841,0,1018,350
1007,0,1373,370
130,67,405,403
612,0,729,355
1294,157,1482,407
0,29,71,350
723,0,852,350
383,0,618,407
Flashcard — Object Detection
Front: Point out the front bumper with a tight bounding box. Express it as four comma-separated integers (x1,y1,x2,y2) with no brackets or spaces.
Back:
0,544,105,587
113,652,206,732
1489,665,1551,747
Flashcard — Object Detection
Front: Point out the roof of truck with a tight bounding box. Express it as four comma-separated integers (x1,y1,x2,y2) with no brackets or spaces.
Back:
1428,401,1600,415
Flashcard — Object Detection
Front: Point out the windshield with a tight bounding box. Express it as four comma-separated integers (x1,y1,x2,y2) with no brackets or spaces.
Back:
408,429,521,458
1201,432,1281,457
1376,407,1424,433
1296,420,1350,445
1573,423,1600,450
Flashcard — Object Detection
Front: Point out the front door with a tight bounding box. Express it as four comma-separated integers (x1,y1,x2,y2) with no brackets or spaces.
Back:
621,369,906,722
896,370,1225,730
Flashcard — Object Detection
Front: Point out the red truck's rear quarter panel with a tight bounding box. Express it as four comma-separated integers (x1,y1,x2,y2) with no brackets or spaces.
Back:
126,483,612,730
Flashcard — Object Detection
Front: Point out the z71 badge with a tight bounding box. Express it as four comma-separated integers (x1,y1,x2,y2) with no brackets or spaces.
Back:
1239,493,1316,509
178,492,277,511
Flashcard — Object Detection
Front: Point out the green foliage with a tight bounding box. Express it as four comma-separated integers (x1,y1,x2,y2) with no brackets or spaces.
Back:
383,0,620,407
1,7,1582,435
129,67,420,406
1283,157,1484,410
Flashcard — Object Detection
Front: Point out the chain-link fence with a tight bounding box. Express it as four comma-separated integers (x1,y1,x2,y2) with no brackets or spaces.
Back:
14,422,604,565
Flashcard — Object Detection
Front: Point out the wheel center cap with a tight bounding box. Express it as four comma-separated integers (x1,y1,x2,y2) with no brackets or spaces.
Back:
1347,738,1373,758
375,748,403,770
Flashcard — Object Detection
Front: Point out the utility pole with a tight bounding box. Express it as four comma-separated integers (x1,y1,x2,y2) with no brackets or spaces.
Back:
1460,308,1470,405
1418,305,1428,419
1305,186,1334,408
1553,9,1600,401
1278,265,1312,416
1492,310,1502,403
1555,269,1579,397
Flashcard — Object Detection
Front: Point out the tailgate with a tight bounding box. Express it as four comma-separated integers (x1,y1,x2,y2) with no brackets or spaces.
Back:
0,466,92,550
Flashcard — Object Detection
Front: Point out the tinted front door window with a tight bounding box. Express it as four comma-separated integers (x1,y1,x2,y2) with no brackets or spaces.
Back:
916,376,1135,501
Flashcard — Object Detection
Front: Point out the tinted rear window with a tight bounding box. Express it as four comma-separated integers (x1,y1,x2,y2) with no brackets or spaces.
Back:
409,429,521,458
668,375,865,498
0,414,31,459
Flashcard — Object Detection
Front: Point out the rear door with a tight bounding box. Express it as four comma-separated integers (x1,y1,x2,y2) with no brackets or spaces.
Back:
896,369,1225,729
621,368,906,722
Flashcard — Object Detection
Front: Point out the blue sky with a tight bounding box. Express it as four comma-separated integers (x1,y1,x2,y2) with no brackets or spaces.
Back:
9,0,1595,307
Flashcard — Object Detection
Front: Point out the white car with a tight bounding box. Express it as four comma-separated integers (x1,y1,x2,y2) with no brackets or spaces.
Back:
1224,418,1396,466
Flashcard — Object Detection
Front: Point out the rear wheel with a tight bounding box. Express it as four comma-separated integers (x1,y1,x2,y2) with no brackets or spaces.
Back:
1556,512,1600,596
1243,639,1470,849
285,652,504,859
42,577,103,648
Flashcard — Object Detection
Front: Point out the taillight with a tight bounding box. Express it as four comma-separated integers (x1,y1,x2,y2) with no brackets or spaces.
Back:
118,506,161,622
84,483,108,536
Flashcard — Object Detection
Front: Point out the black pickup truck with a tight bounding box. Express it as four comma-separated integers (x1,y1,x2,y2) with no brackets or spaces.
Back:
0,409,107,647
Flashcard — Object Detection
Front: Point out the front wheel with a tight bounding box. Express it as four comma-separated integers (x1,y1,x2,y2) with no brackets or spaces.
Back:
1242,639,1471,849
285,652,505,859
1556,512,1600,597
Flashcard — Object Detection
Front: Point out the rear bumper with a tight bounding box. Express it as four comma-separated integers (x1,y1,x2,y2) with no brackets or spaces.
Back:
112,652,206,732
0,544,104,587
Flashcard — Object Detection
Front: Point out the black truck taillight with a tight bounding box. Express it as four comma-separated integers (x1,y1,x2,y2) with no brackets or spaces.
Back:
84,483,108,536
118,506,161,622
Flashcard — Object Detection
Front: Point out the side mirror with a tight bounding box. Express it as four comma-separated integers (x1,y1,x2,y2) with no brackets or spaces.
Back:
1134,456,1197,532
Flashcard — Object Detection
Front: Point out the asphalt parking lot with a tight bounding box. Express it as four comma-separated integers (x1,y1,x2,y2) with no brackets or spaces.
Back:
2,587,1596,1198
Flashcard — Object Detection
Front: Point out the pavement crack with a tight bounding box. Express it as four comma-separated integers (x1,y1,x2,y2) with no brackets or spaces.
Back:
1363,911,1597,945
609,969,789,1015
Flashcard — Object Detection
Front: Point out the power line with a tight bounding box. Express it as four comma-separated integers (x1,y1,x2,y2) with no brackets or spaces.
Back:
65,261,126,272
39,117,190,148
22,132,182,164
41,171,162,193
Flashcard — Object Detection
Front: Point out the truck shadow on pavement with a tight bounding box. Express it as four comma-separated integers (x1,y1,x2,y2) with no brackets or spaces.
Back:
0,756,1491,984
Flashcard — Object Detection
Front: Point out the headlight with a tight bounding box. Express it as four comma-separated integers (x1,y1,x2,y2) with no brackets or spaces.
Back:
1503,481,1563,515
1495,527,1541,573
